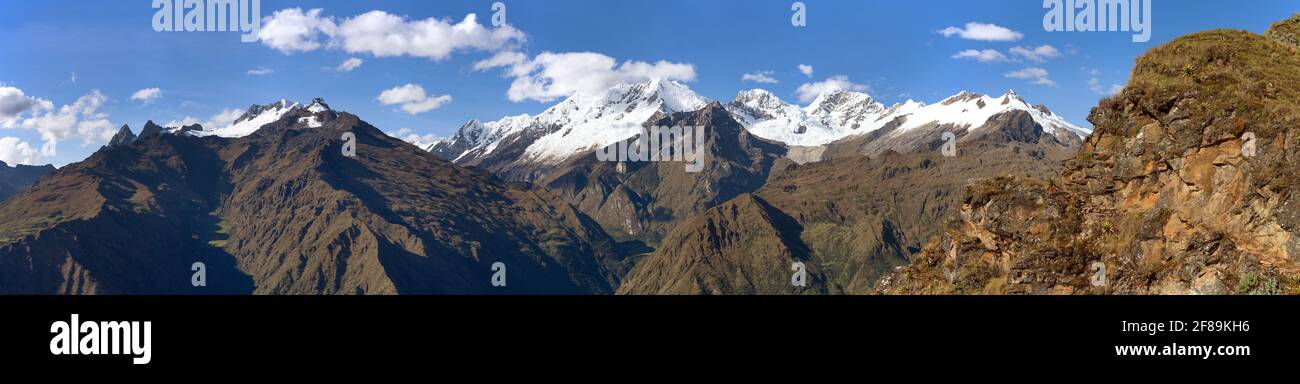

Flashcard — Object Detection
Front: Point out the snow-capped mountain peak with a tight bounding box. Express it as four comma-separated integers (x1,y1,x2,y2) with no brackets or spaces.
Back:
176,98,340,138
725,87,889,146
429,79,712,165
521,79,710,162
726,87,1090,147
892,90,1091,137
305,97,331,113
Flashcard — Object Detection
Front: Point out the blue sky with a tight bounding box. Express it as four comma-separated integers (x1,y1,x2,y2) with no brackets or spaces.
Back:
1,0,1296,166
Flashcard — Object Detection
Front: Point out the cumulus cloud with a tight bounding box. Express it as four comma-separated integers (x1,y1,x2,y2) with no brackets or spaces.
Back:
9,89,116,158
246,67,274,76
130,88,162,104
336,57,363,72
257,8,337,53
938,22,1023,41
741,71,778,84
952,49,1010,63
0,86,49,122
473,51,697,103
795,75,869,103
0,136,44,165
377,84,453,114
387,127,441,148
1005,67,1055,86
798,64,814,77
1009,45,1061,63
257,8,524,61
164,108,244,130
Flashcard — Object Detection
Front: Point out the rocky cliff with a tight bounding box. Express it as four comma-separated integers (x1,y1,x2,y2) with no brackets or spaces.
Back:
881,16,1300,295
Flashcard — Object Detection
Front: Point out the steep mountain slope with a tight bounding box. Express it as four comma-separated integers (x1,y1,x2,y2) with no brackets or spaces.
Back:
0,100,625,294
0,160,54,202
429,79,709,181
881,16,1300,295
619,117,1075,294
108,124,137,146
617,194,828,295
541,102,788,246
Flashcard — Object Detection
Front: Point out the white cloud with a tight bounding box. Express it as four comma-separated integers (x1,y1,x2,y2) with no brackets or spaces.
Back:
795,75,869,103
0,86,49,121
472,51,528,74
938,22,1023,41
336,57,363,72
337,11,524,60
11,89,116,157
388,127,441,148
1086,72,1128,96
164,116,200,128
952,49,1010,63
164,107,244,130
377,84,453,114
741,71,778,84
798,64,814,77
0,136,44,165
1009,45,1061,63
257,8,338,54
130,88,162,104
246,67,274,76
1005,67,1055,86
474,51,697,103
206,108,243,128
257,8,525,61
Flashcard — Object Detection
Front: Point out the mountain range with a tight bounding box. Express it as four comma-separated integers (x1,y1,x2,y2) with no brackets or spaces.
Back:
431,78,1088,171
0,100,634,293
2,7,1294,297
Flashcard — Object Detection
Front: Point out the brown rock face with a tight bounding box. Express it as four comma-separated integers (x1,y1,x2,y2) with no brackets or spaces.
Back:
882,18,1300,295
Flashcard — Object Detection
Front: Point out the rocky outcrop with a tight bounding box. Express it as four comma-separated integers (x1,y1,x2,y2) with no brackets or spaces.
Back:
108,124,136,146
881,17,1300,295
138,120,164,138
